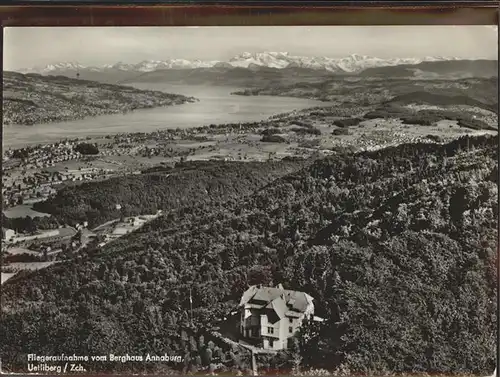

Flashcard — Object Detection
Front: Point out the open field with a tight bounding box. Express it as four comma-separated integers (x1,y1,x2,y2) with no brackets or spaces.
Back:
2,204,51,218
1,273,17,285
1,261,59,285
3,261,58,272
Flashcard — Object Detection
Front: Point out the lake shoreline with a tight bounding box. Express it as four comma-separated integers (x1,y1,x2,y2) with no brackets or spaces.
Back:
3,72,197,128
4,84,327,149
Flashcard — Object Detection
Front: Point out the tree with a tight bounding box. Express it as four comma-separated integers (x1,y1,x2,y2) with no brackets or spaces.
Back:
75,143,99,155
289,337,303,374
203,347,213,366
198,334,205,349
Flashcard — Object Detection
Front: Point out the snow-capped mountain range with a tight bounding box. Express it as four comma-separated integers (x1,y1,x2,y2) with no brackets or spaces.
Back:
18,52,462,75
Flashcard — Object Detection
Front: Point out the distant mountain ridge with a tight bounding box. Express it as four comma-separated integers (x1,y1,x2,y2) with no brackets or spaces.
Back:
14,53,497,87
360,59,498,79
17,52,466,75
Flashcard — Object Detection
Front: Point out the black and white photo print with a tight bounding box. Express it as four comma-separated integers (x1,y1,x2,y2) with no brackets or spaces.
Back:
1,25,498,376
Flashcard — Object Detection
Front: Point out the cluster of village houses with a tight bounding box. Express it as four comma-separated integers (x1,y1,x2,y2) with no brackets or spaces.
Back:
3,141,83,168
2,167,115,208
1,140,119,208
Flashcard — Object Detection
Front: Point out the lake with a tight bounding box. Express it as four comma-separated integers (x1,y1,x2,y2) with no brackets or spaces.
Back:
3,84,325,149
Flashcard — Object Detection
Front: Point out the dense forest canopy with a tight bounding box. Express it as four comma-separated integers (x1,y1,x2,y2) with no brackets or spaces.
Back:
2,135,498,375
32,160,311,229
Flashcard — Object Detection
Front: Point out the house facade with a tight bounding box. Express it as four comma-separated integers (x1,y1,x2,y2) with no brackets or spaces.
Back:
238,284,315,350
2,228,16,242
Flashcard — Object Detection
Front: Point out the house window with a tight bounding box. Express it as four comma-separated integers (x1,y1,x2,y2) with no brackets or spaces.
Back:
289,317,293,323
289,326,293,333
268,327,274,334
269,339,274,348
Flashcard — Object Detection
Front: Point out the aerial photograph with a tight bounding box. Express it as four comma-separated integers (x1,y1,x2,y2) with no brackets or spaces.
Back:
1,25,498,375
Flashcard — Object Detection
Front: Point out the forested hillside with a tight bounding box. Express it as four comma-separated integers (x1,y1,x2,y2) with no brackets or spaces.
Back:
233,76,498,111
359,59,498,79
32,159,311,228
2,135,497,375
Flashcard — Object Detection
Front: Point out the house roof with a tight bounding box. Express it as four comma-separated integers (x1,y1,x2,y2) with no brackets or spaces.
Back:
266,297,288,319
239,284,314,316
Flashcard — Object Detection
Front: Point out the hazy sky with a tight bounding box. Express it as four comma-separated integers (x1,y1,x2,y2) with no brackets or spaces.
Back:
4,25,498,70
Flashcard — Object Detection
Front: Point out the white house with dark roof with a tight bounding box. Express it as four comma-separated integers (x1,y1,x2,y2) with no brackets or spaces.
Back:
238,283,316,350
2,228,16,242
